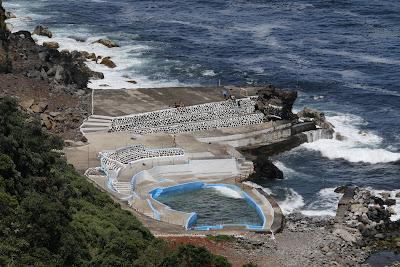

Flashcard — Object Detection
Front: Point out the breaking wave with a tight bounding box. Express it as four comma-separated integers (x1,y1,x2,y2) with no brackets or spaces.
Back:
301,188,342,217
367,188,400,222
278,188,305,214
302,114,400,164
212,186,244,199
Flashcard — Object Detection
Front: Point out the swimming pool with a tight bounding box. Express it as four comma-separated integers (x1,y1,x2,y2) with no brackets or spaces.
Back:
150,182,266,230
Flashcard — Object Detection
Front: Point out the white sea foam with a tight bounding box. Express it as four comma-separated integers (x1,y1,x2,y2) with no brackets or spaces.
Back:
5,2,186,90
273,161,297,177
278,188,305,214
212,186,244,199
302,114,400,164
313,49,400,65
201,70,216,77
301,188,342,217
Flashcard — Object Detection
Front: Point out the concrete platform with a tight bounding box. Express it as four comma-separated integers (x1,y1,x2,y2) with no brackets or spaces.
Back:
93,86,259,116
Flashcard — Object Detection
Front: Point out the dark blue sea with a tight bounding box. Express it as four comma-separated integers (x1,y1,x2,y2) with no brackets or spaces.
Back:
5,0,399,217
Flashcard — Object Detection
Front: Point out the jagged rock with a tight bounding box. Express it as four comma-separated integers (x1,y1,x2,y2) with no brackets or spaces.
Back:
379,192,390,200
385,199,396,206
31,102,48,113
33,25,53,38
79,51,97,61
100,57,117,68
68,35,87,42
334,186,348,194
249,157,283,180
298,107,334,130
20,98,34,110
95,38,119,48
256,85,297,120
42,41,59,49
40,113,53,130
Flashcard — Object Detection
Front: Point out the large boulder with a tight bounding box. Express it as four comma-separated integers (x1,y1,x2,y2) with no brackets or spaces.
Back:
33,25,53,38
42,41,59,49
95,38,119,48
248,157,283,181
256,85,298,120
100,57,117,68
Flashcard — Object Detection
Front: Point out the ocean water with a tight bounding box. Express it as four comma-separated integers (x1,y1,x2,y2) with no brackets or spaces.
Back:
5,0,399,217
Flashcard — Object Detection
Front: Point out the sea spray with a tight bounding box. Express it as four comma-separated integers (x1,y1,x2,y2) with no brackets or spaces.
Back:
302,114,400,164
301,188,342,217
212,186,244,199
278,188,305,214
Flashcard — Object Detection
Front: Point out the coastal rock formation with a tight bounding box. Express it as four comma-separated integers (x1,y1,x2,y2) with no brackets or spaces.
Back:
248,157,283,180
95,38,119,48
334,186,399,247
42,41,59,49
100,57,117,68
2,30,91,89
33,25,53,38
298,107,334,130
256,85,297,120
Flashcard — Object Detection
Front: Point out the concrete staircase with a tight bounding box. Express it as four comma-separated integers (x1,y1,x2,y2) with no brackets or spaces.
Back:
80,115,113,134
112,181,132,195
238,160,254,181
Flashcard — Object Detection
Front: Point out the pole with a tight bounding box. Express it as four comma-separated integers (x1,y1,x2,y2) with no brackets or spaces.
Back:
91,89,94,115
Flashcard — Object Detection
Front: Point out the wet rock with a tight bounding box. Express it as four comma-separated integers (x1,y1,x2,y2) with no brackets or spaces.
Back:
100,57,117,68
33,25,53,38
42,41,59,49
335,132,346,141
385,199,396,206
249,157,283,180
334,186,348,194
95,38,119,48
127,80,137,84
68,35,87,42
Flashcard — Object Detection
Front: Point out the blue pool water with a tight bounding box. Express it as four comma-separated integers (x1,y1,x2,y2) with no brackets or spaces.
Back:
152,183,264,228
5,0,399,217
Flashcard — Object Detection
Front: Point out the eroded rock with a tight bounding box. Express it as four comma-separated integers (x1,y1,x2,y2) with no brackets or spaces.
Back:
42,41,59,49
100,57,117,68
95,38,119,48
33,25,53,38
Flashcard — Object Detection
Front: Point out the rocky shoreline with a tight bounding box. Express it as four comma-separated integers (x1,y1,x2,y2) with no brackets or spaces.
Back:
1,2,399,266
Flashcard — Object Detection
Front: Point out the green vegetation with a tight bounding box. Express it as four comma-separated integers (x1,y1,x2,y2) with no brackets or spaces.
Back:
374,236,400,253
0,97,230,266
207,235,236,243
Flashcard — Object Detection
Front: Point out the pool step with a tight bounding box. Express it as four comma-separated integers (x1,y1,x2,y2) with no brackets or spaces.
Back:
112,181,132,195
